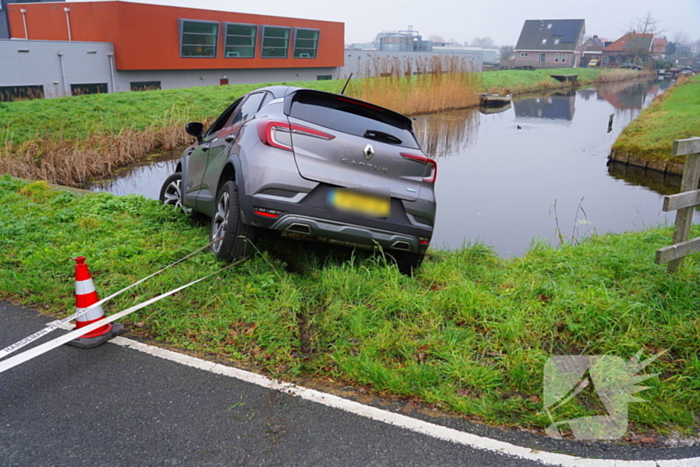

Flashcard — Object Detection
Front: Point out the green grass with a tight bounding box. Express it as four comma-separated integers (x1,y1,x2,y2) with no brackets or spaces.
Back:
481,68,601,91
612,75,700,162
0,80,344,148
1,175,698,435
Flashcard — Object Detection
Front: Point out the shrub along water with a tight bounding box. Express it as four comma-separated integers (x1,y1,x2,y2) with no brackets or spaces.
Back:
1,176,698,435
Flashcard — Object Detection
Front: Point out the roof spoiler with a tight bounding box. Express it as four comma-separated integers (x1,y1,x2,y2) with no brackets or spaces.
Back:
283,89,413,130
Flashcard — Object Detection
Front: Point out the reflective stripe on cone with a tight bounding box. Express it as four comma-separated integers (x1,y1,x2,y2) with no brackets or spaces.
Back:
74,256,112,338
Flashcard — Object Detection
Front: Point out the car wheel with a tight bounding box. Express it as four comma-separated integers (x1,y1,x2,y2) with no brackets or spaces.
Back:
211,180,257,261
392,251,425,276
159,172,193,216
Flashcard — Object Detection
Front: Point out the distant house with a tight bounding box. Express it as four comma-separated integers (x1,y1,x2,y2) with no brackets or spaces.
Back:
581,35,606,66
601,33,654,66
652,37,667,60
514,19,586,69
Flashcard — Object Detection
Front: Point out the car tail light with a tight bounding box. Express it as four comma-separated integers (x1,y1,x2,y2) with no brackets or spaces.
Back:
257,120,335,152
254,207,281,218
400,153,438,183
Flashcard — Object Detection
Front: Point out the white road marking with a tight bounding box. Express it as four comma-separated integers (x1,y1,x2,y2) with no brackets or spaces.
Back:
111,336,700,467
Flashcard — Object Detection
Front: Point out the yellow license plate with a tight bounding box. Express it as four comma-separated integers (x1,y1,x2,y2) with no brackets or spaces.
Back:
329,189,390,217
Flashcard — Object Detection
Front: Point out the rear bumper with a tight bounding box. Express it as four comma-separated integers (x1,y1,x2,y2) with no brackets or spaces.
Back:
241,185,433,254
269,215,422,253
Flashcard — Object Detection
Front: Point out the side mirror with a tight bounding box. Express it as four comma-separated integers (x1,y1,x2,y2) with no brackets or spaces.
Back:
185,122,204,143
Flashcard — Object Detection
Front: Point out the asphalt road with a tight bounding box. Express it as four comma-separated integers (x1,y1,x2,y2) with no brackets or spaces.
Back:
1,301,698,467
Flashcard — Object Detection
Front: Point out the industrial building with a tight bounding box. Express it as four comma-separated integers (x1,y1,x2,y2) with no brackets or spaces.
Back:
0,1,344,100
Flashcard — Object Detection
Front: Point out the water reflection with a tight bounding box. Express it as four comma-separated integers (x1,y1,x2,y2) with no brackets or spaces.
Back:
596,80,663,110
421,79,695,255
413,110,480,159
86,152,179,199
514,91,576,121
607,161,682,196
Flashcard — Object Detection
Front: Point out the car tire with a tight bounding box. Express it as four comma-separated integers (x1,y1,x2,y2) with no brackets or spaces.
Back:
159,172,193,217
211,180,257,261
392,251,425,276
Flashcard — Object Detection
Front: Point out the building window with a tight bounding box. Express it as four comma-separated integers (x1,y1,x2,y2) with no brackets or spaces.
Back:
0,85,44,102
294,28,319,58
262,26,290,58
547,23,552,29
554,53,560,62
71,83,108,95
554,39,560,45
224,23,257,58
561,54,567,63
541,39,547,44
519,52,528,57
130,81,161,91
316,75,332,80
602,56,609,66
180,20,218,58
538,53,546,62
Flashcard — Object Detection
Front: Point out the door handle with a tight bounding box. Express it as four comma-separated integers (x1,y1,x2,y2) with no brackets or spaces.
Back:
225,135,235,143
201,144,210,152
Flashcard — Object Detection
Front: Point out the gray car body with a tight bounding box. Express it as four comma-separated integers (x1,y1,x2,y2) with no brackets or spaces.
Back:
175,85,436,254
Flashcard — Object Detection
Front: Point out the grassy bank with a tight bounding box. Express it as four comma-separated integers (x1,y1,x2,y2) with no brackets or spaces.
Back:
1,176,698,436
611,75,700,167
1,68,657,187
481,68,654,95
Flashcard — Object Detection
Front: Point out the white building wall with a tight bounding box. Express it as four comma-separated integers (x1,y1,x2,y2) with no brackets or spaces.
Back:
0,38,340,97
113,67,339,92
0,39,114,97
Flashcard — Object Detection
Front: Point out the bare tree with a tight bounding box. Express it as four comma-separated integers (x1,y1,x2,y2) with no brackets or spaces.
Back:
691,39,700,55
672,31,690,46
428,34,445,44
448,38,463,47
499,45,514,61
471,37,496,48
623,12,663,64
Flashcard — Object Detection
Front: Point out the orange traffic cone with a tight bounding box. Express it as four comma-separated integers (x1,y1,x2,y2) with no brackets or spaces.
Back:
68,256,124,348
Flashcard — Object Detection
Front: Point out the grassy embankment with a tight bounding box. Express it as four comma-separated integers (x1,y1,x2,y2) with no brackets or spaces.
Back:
1,176,698,436
1,66,653,186
610,74,700,174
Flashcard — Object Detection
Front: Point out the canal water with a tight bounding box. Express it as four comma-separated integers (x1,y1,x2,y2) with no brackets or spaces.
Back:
89,79,697,256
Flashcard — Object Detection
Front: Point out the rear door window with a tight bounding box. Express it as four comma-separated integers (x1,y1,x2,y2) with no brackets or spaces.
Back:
288,92,420,149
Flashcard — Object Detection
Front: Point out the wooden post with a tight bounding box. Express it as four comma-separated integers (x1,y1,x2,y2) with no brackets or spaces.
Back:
665,137,700,272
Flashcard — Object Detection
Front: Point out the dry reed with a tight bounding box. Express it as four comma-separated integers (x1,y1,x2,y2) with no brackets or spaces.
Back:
0,108,212,187
593,69,657,83
346,55,481,116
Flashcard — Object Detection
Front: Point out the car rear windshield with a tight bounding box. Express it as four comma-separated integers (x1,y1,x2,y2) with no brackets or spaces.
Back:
288,92,420,149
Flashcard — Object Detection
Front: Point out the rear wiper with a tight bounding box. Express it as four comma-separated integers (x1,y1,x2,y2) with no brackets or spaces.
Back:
363,130,402,145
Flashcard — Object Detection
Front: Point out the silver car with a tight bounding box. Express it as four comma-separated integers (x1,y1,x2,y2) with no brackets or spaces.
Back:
159,86,437,273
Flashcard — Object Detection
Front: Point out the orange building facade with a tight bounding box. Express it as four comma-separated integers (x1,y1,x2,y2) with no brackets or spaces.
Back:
6,1,344,71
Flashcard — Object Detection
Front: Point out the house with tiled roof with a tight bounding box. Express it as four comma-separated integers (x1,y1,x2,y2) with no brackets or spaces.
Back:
652,37,667,60
581,35,607,66
601,33,654,66
514,19,586,69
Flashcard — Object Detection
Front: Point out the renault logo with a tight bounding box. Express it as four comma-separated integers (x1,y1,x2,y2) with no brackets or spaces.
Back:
363,144,375,161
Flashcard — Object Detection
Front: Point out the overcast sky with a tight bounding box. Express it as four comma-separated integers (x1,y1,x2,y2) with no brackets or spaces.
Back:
78,0,699,46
